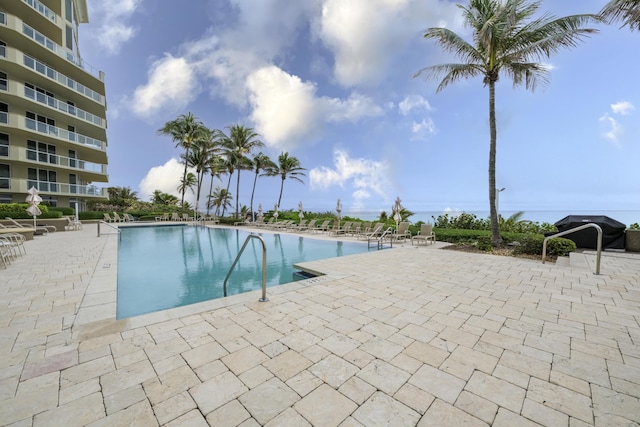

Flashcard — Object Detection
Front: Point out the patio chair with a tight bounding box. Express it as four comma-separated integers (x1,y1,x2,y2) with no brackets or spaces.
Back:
171,212,181,221
355,221,372,239
112,212,124,222
124,214,136,222
0,237,13,268
331,221,351,236
300,219,316,232
394,222,411,241
65,216,82,231
0,233,26,259
182,213,193,221
5,217,55,234
314,220,332,233
412,223,436,245
290,219,308,231
103,213,114,222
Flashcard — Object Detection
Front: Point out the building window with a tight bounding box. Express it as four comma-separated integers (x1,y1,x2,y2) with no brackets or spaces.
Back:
0,71,6,91
28,168,57,192
25,82,55,106
65,0,73,22
0,163,9,189
0,41,5,58
0,193,11,203
27,140,57,164
0,102,7,124
0,133,8,157
69,173,77,194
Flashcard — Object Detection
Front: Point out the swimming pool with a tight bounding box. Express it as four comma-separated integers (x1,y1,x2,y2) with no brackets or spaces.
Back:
116,225,370,318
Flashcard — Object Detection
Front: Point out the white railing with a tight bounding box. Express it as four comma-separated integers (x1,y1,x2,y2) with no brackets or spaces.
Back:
24,86,105,127
22,0,56,22
22,23,101,79
542,223,603,275
25,117,105,150
25,148,105,173
23,54,105,101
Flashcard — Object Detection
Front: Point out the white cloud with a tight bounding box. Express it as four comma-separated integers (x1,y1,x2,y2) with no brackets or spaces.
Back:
87,0,142,55
399,94,432,116
309,149,391,207
131,55,199,118
139,158,194,201
611,101,635,115
412,118,436,136
246,66,383,150
599,114,622,144
316,0,463,87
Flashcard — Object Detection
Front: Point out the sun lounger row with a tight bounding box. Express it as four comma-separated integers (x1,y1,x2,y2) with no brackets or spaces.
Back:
103,213,137,223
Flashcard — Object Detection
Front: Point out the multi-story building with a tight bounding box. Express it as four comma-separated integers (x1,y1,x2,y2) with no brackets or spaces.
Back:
0,0,108,210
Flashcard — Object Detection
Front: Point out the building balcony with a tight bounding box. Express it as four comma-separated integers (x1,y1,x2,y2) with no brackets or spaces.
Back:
0,178,108,198
24,117,106,151
21,22,101,79
24,86,106,128
4,145,108,179
22,0,56,23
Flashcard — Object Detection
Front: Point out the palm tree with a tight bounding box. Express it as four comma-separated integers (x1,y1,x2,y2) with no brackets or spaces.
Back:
205,155,227,216
158,112,206,213
208,187,233,217
221,124,265,219
414,0,599,246
249,152,276,221
177,172,197,206
600,0,640,31
150,190,178,205
264,152,307,209
186,128,222,218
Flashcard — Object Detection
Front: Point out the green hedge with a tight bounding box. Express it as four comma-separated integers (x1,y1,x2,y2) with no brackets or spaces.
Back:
0,203,61,219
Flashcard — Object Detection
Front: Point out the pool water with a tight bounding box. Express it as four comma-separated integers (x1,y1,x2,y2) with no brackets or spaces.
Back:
116,225,370,318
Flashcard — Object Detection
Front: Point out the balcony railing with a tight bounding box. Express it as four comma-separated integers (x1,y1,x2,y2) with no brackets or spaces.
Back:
25,117,105,150
22,22,101,79
25,149,105,174
24,86,106,127
23,54,104,103
2,178,108,197
23,0,56,22
26,180,105,196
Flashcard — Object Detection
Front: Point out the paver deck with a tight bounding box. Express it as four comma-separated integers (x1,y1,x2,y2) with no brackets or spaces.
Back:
1,223,639,426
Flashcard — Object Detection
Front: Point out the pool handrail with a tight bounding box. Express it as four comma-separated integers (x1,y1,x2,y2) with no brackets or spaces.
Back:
223,233,269,302
97,221,121,240
542,223,602,275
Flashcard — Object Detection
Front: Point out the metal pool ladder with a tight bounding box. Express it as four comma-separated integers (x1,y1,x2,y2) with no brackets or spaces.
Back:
542,223,602,275
223,234,269,302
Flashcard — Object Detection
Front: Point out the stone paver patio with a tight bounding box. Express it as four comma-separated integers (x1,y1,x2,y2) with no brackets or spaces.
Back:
1,223,639,426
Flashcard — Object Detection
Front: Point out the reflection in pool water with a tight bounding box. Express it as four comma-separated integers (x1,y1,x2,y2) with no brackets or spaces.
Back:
116,225,370,318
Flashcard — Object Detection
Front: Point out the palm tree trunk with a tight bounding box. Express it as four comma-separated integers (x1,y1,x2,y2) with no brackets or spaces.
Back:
277,178,285,208
206,174,214,216
235,170,241,219
488,81,502,246
222,173,232,217
180,145,190,214
250,172,258,222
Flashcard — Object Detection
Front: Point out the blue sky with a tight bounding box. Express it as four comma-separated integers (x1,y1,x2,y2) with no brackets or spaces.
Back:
79,0,638,222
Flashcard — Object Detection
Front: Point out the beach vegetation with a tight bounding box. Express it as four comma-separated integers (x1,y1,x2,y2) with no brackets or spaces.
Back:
599,0,640,31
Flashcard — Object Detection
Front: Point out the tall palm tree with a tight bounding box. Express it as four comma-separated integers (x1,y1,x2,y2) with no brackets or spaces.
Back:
414,0,599,246
600,0,640,31
186,128,222,218
158,112,206,213
150,190,178,205
249,152,277,221
221,124,265,219
265,152,307,209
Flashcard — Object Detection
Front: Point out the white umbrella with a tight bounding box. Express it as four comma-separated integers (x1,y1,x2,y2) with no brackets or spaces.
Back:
298,201,304,220
336,198,342,229
26,186,43,229
273,203,279,222
393,197,402,230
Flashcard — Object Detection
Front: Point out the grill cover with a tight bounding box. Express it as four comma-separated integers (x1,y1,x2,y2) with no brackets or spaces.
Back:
554,215,626,249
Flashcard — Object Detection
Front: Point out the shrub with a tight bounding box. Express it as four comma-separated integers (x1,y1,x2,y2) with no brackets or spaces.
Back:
477,235,493,251
49,207,75,216
0,203,61,219
546,238,577,256
512,235,576,256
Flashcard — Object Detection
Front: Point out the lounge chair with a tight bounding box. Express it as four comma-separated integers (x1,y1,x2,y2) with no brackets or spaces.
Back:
299,219,316,232
103,213,114,222
112,212,124,222
125,214,136,222
171,212,181,221
0,232,26,260
331,221,351,236
394,222,411,241
355,221,372,239
290,219,308,231
182,213,194,221
5,217,55,234
314,220,332,233
412,223,436,245
65,216,82,231
0,236,14,268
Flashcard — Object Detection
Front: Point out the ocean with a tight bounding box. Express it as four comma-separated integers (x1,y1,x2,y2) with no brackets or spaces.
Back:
350,210,639,227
